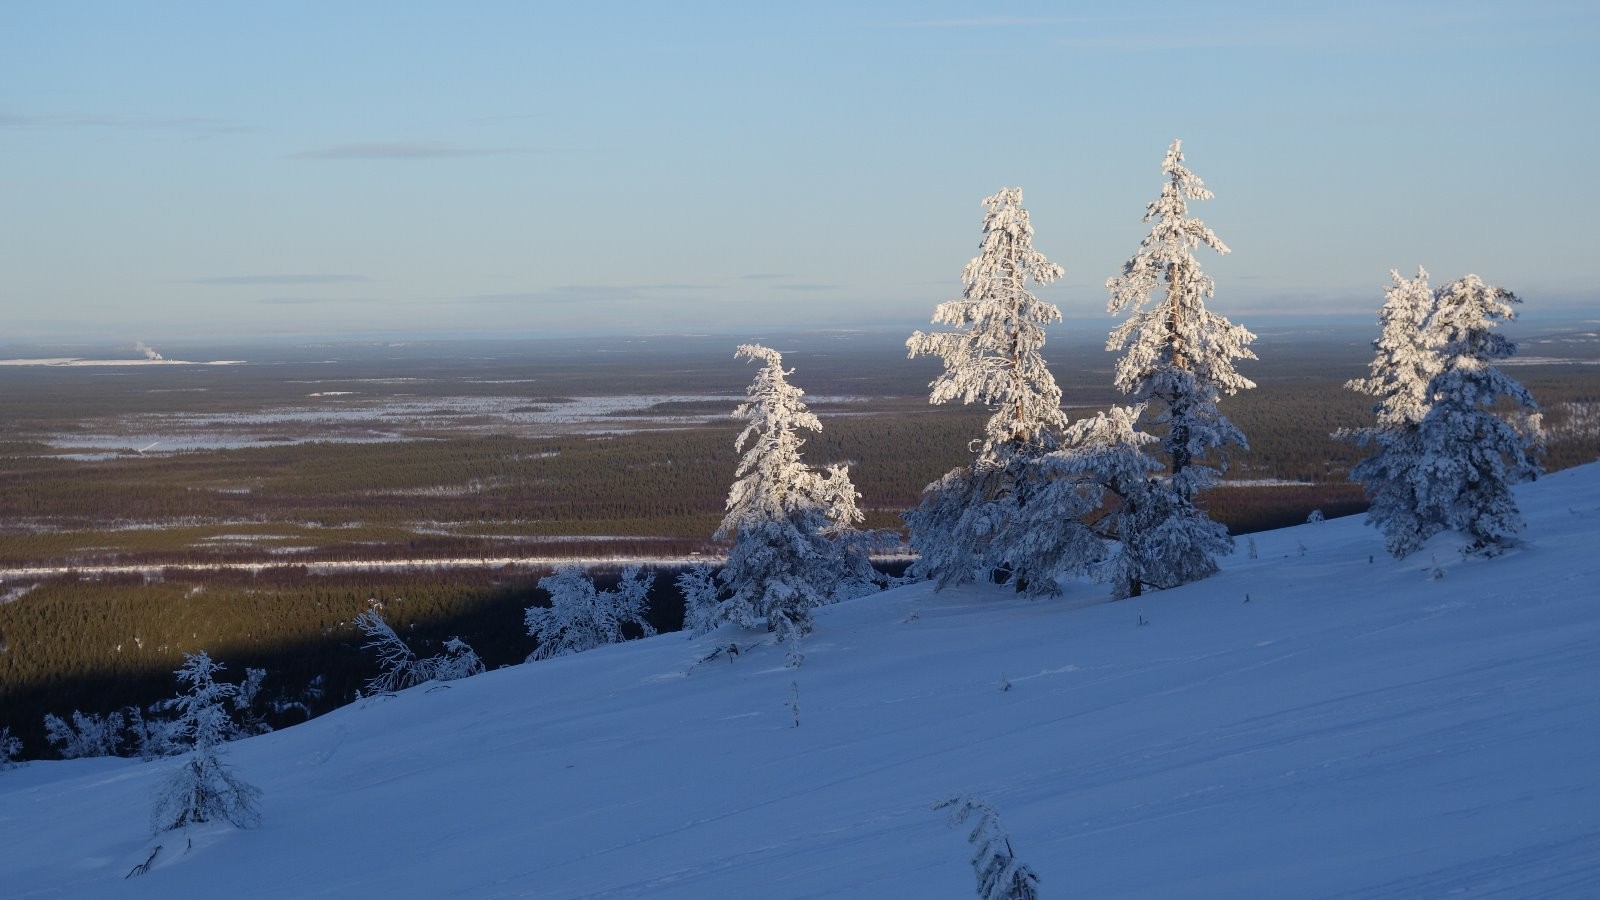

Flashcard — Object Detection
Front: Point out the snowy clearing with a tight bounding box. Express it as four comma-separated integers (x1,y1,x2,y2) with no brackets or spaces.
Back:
34,393,777,455
2,465,1598,897
0,358,245,367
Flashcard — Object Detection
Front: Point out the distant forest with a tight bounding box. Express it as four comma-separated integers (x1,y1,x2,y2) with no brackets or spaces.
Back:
2,331,1596,759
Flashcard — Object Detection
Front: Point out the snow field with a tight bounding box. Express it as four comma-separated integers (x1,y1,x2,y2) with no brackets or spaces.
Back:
2,465,1598,897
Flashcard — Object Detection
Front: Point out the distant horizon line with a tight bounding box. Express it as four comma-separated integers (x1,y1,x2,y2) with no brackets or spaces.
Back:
5,310,1597,348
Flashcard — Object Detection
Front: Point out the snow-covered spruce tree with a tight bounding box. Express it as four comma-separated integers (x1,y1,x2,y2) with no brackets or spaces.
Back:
1345,268,1445,556
1106,139,1256,500
676,563,722,638
906,187,1069,590
716,344,879,664
42,709,124,759
1021,404,1232,598
1346,268,1442,430
1412,276,1543,555
933,795,1041,900
526,565,656,661
151,651,262,833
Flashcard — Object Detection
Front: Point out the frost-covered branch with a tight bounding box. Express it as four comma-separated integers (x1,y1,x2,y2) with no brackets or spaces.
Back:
933,795,1041,900
355,608,485,691
354,608,431,694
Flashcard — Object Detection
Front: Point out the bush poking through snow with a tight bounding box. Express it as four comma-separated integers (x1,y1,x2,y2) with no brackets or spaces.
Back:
354,609,433,694
150,652,262,834
431,638,487,681
526,565,657,661
933,795,1041,900
0,726,23,770
125,705,182,760
354,609,485,692
677,564,722,638
42,710,124,759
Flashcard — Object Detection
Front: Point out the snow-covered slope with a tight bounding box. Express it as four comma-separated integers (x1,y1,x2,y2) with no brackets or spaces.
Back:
5,466,1600,898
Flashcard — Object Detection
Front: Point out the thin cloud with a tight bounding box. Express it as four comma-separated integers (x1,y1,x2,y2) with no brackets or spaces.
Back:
461,287,634,306
0,111,248,137
254,296,387,305
189,274,368,286
293,142,536,160
772,283,842,292
740,273,794,281
888,13,1305,50
894,16,1113,28
459,284,721,305
1053,29,1301,51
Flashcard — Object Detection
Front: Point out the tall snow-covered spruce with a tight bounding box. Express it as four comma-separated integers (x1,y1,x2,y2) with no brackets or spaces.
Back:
1098,139,1251,593
716,344,880,665
1344,268,1444,556
1106,139,1255,499
906,187,1071,592
1354,274,1542,557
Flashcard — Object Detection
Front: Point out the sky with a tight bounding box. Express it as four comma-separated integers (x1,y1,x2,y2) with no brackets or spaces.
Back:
2,1,1596,342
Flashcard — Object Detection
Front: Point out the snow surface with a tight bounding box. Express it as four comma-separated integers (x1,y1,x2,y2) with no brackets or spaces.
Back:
4,466,1600,897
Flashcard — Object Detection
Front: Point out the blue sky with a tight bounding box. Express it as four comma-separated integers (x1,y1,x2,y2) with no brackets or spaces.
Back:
2,1,1595,342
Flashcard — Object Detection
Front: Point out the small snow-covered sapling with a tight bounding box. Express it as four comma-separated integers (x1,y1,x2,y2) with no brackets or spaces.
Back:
932,795,1041,900
0,726,23,770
